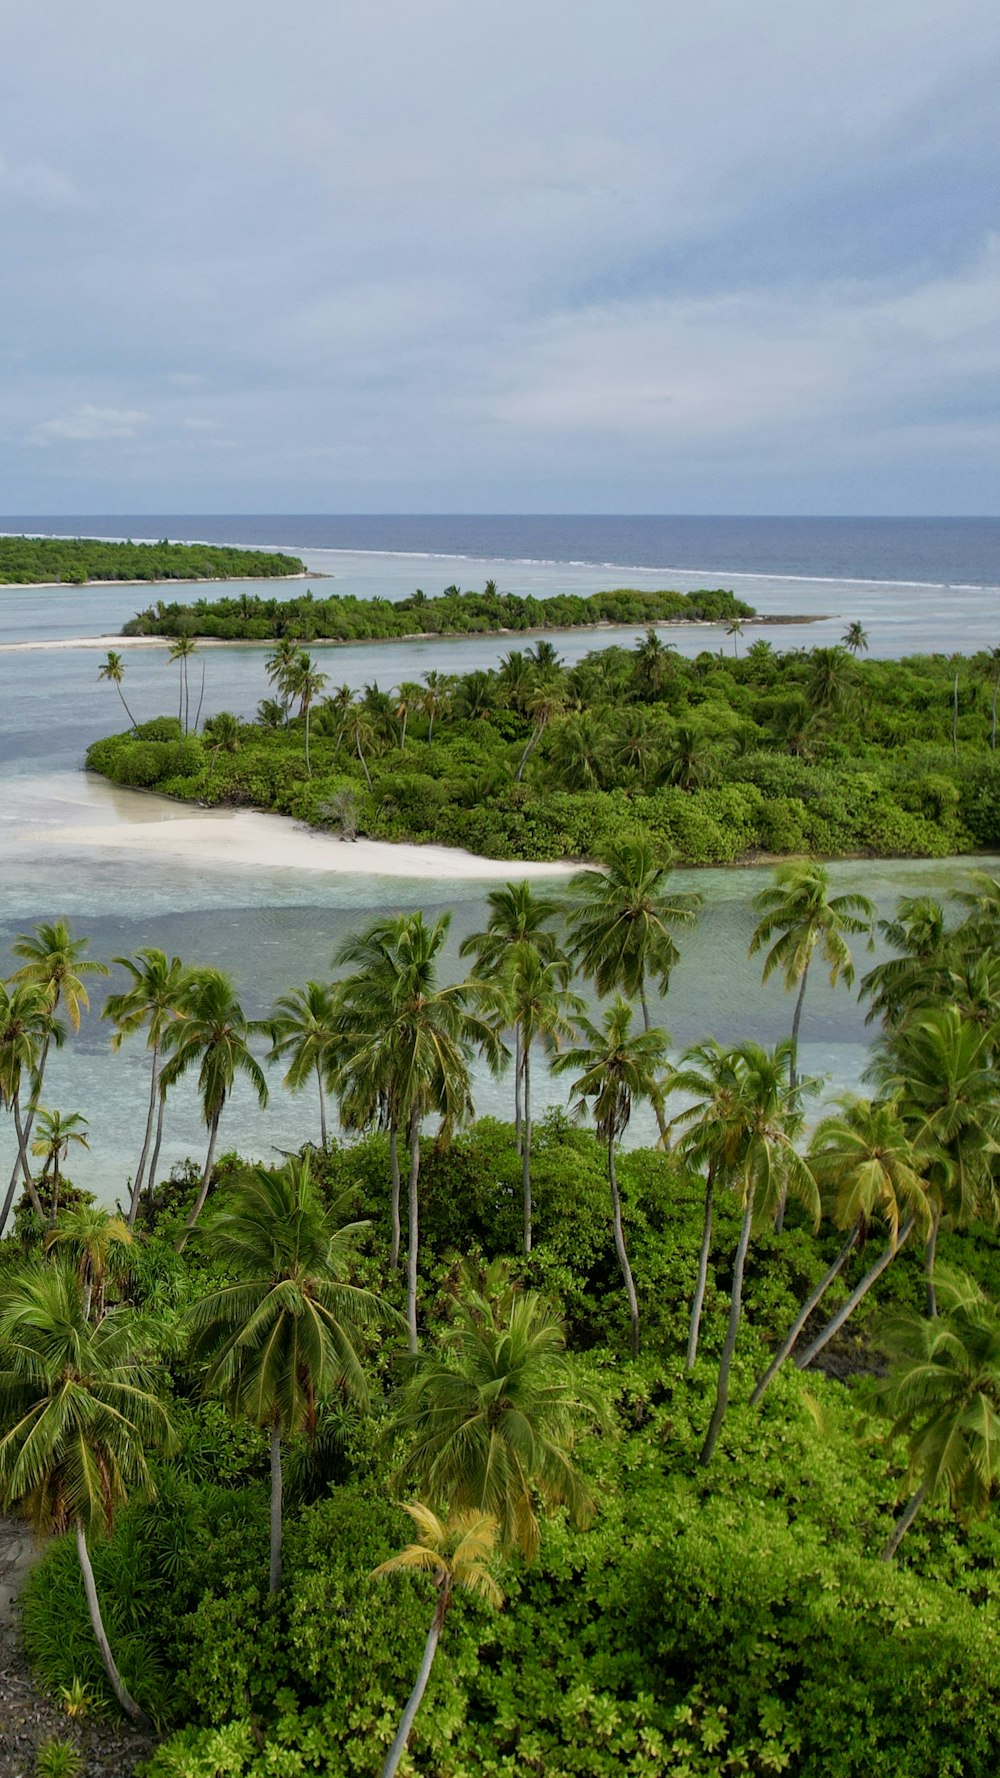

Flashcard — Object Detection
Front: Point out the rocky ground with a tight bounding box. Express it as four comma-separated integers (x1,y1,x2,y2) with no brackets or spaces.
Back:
0,1518,154,1778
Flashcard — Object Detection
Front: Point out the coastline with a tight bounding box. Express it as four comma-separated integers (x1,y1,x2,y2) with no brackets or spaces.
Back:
0,570,324,592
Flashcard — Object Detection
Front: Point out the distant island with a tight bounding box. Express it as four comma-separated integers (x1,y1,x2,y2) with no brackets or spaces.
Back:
0,534,307,586
122,582,758,642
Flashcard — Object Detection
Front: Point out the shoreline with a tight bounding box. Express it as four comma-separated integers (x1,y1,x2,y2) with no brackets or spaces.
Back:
0,570,328,592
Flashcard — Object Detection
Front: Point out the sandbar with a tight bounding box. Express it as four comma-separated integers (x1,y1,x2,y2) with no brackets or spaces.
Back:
21,807,576,880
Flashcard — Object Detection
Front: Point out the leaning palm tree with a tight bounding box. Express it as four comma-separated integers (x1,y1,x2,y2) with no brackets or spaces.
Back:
0,1264,177,1725
879,1268,1000,1559
44,1205,133,1322
30,1108,89,1226
459,881,564,1148
665,1038,746,1372
553,998,671,1356
97,651,137,728
159,968,269,1249
186,1157,393,1591
392,1264,605,1559
102,948,191,1223
750,1096,930,1403
374,1504,503,1778
0,982,59,1229
267,980,342,1148
499,945,583,1254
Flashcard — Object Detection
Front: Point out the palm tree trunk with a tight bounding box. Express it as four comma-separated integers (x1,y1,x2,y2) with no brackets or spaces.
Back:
699,1193,755,1466
12,1092,44,1222
639,979,669,1143
75,1521,150,1728
314,1061,328,1148
177,668,183,732
177,1110,221,1251
379,1604,443,1778
116,683,137,729
750,1221,861,1405
881,1482,927,1561
305,707,312,776
406,1109,420,1354
796,1214,916,1371
389,1122,401,1274
522,1045,532,1254
686,1166,715,1371
515,722,543,782
774,959,811,1235
608,1137,640,1358
5,1030,53,1210
924,1205,941,1319
146,1089,166,1206
184,658,191,737
356,737,373,792
128,1042,160,1225
194,658,206,734
992,676,998,751
269,1417,283,1594
49,1159,61,1228
514,1024,523,1151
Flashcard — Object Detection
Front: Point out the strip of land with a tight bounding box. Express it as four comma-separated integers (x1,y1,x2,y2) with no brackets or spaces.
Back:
0,534,307,585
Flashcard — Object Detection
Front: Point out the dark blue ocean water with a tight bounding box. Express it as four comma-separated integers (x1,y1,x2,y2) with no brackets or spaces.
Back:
2,514,998,588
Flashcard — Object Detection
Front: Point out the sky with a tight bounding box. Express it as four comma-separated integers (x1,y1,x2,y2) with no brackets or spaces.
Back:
1,0,999,515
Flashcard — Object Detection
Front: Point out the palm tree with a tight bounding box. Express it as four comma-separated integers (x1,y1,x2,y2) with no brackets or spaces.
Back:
842,621,869,657
265,638,304,723
500,946,583,1253
45,1206,133,1322
750,1097,929,1403
547,711,606,791
267,981,341,1148
726,617,744,659
102,948,191,1223
665,1038,746,1372
392,1265,604,1558
334,915,504,1350
159,969,269,1250
671,1039,819,1463
419,670,451,743
749,863,873,1204
859,896,954,1030
186,1157,392,1592
288,654,329,776
459,881,564,1147
374,1504,502,1778
632,628,676,699
394,681,423,748
554,999,671,1356
658,723,718,792
30,1108,89,1226
168,634,197,733
515,685,565,781
0,981,62,1228
97,651,137,729
806,645,855,716
0,1264,177,1725
879,1269,1000,1559
344,706,376,792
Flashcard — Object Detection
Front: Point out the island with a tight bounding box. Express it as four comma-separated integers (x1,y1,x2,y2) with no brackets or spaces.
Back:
0,534,307,586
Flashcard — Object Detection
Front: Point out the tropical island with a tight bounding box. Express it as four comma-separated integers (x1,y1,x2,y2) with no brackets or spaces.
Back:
88,627,1000,864
1,859,1000,1778
0,535,307,586
121,581,759,642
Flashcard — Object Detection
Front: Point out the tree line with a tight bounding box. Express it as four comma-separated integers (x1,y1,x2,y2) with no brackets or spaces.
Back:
0,535,305,586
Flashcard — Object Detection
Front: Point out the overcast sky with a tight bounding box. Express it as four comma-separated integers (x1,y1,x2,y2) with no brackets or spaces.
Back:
2,0,998,514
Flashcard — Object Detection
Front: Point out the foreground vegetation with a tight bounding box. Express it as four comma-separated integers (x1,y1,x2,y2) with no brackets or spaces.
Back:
3,860,1000,1773
122,581,755,643
0,535,305,586
89,629,1000,863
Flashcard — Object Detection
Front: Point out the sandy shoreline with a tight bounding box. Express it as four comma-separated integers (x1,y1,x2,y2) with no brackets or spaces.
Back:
18,806,576,880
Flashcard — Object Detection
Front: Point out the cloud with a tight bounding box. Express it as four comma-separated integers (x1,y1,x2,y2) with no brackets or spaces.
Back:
0,152,81,210
31,406,149,444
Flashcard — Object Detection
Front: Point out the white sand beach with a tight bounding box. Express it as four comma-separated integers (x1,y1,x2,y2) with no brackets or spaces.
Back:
20,805,576,880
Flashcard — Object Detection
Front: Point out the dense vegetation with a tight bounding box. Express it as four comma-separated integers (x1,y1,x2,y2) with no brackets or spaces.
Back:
3,864,1000,1775
0,534,305,586
89,629,1000,864
121,581,755,641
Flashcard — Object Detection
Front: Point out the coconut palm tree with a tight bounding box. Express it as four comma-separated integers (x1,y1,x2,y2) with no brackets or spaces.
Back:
265,638,304,723
726,617,744,659
97,651,137,729
102,948,191,1223
168,634,197,733
842,621,869,657
394,681,423,748
392,1264,604,1558
879,1268,1000,1559
186,1157,392,1592
159,969,269,1250
671,1039,819,1463
0,1264,176,1725
658,723,719,792
419,670,451,743
45,1206,133,1322
750,1096,930,1403
267,981,341,1148
632,628,677,699
859,896,954,1030
553,998,671,1356
374,1504,503,1778
515,685,566,782
665,1038,746,1372
0,982,61,1229
344,706,376,792
30,1108,89,1227
459,881,565,1149
499,946,583,1253
288,654,329,776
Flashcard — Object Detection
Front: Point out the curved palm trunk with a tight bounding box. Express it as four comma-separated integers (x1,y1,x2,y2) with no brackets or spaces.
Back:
12,1092,44,1222
176,1108,222,1252
389,1122,402,1273
515,721,544,782
795,1214,916,1371
924,1205,942,1319
881,1481,927,1561
406,1109,421,1353
146,1088,167,1206
750,1221,861,1405
699,1191,755,1466
269,1417,283,1594
608,1137,640,1358
686,1165,715,1371
380,1599,444,1778
115,683,137,730
75,1521,150,1728
522,1044,532,1253
315,1060,328,1149
5,1030,53,1211
356,737,373,792
638,979,669,1144
128,1042,161,1225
